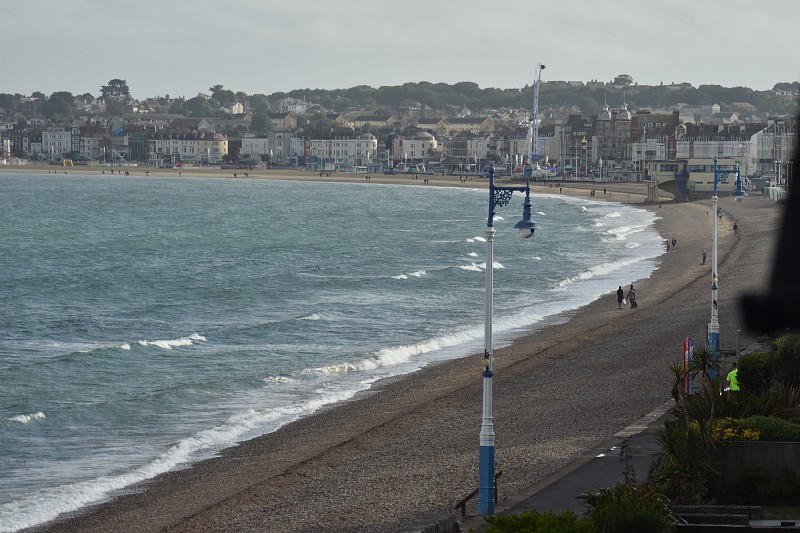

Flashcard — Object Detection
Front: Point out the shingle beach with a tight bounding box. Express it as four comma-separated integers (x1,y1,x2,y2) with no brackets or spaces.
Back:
21,169,783,533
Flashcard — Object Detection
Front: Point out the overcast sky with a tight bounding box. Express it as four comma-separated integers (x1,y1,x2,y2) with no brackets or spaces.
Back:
4,0,799,100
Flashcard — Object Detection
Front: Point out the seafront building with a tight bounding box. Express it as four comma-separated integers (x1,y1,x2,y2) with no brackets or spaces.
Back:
0,86,796,191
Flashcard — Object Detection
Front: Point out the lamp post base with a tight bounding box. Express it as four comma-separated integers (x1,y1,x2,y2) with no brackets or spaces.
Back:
478,444,495,515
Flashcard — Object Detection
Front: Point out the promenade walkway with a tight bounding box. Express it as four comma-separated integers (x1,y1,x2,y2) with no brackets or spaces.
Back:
459,339,787,532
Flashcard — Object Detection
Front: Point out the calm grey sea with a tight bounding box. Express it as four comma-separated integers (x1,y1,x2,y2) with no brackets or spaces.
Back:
0,173,662,532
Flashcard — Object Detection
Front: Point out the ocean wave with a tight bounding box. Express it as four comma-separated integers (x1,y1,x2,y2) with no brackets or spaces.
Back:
605,224,647,240
6,412,45,424
553,257,643,289
466,236,487,243
0,395,357,533
137,333,206,350
262,375,293,384
458,261,503,272
392,269,427,280
307,326,483,376
297,313,321,321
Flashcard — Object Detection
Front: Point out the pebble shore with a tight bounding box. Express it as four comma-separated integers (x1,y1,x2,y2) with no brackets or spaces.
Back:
22,172,783,533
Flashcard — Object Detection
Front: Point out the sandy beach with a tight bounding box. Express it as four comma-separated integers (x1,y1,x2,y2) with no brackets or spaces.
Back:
15,166,784,533
0,163,657,200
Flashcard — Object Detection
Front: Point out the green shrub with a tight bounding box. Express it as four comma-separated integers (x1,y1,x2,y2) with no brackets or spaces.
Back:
738,352,775,393
582,482,676,533
773,335,800,388
480,509,593,532
650,419,712,503
731,465,771,499
739,415,800,441
730,466,800,501
774,335,800,358
711,417,761,441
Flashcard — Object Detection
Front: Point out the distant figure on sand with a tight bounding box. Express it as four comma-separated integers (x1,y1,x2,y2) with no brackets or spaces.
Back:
671,238,677,252
626,284,637,309
733,223,738,236
617,286,624,309
702,249,707,264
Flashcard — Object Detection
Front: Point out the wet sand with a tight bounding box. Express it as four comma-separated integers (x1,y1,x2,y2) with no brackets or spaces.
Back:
21,169,783,532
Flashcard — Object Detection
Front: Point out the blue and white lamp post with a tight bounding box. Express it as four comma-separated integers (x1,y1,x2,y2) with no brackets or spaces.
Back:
709,157,744,376
479,166,537,516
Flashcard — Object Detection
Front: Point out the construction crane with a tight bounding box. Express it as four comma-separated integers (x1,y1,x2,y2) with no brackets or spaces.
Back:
524,63,546,178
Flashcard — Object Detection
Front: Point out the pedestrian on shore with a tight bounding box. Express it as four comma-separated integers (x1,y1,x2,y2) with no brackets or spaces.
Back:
702,249,707,264
727,362,740,391
733,223,738,235
616,286,624,309
626,284,637,309
666,240,670,253
671,238,677,252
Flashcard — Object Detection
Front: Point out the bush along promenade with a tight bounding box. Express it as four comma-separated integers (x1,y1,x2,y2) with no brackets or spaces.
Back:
473,334,800,533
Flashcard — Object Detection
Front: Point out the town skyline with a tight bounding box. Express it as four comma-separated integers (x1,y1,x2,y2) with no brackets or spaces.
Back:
4,0,799,99
3,77,797,105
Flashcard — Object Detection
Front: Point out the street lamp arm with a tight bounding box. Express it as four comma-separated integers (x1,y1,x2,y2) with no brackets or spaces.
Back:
488,167,533,228
491,188,515,209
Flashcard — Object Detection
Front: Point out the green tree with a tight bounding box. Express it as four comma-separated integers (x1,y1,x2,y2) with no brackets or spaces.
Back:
0,93,17,110
307,112,335,129
249,112,273,136
106,99,126,116
100,79,130,100
613,74,634,86
249,94,271,114
169,98,186,114
41,91,76,119
209,84,236,106
183,96,216,116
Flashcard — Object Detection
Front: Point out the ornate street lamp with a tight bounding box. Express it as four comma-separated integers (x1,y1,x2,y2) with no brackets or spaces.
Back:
709,157,744,377
479,166,537,515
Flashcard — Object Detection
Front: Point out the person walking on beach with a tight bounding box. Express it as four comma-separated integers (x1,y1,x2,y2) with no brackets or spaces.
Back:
666,239,670,253
702,249,707,264
727,362,740,391
671,238,677,252
616,286,624,309
626,284,637,309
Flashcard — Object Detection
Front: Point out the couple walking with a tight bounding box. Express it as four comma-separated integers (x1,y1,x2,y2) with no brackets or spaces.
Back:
617,284,637,309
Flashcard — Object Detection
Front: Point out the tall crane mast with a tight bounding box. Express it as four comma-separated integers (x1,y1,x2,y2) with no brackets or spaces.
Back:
525,64,545,178
531,63,545,165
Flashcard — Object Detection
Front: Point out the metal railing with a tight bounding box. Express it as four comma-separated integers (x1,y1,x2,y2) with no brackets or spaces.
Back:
454,470,503,519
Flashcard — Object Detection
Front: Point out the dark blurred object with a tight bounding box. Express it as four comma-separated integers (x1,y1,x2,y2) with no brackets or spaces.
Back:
741,114,799,333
